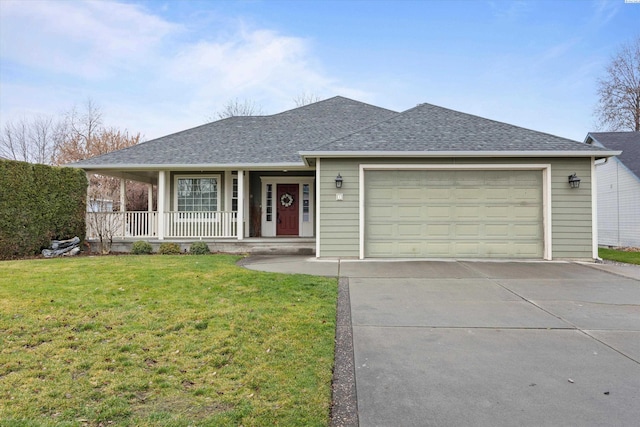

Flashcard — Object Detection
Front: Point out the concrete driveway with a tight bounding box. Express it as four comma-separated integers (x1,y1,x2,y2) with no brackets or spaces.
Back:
242,257,640,426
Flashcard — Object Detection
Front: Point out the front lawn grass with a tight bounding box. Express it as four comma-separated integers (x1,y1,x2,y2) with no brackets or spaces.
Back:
0,255,337,426
599,248,640,265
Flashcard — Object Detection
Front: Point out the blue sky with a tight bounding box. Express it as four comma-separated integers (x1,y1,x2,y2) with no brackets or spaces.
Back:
0,0,638,142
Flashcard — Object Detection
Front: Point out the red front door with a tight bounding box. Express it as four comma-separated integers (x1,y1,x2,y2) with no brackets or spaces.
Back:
277,184,299,236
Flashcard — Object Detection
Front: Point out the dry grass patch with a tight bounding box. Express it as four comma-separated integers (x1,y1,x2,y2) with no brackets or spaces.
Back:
0,255,337,426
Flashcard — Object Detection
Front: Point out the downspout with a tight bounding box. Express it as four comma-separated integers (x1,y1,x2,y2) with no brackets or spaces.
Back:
591,157,601,261
616,161,620,247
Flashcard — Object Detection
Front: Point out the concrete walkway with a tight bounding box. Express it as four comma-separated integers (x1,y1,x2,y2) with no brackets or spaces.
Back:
242,257,640,426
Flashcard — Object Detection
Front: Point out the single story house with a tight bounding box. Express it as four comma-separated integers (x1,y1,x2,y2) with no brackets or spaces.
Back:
72,96,619,260
585,132,640,248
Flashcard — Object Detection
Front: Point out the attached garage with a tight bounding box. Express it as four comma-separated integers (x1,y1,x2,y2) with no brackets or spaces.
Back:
360,166,549,259
302,100,619,260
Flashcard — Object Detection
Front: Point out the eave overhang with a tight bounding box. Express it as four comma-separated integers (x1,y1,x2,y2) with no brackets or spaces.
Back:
72,162,309,172
299,150,622,166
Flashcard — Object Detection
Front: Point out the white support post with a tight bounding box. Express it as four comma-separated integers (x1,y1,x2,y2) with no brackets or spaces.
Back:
147,183,153,212
244,171,250,238
120,178,126,237
85,172,93,207
120,179,126,212
237,170,244,240
157,171,166,240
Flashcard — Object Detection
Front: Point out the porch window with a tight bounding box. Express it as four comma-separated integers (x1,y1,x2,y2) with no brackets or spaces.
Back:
232,178,238,212
303,184,310,222
175,175,220,211
266,184,273,221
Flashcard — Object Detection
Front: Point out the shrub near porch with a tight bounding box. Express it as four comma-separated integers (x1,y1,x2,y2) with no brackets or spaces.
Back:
0,255,337,426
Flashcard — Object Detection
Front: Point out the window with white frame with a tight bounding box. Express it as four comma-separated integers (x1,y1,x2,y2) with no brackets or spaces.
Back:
175,175,220,211
232,178,238,212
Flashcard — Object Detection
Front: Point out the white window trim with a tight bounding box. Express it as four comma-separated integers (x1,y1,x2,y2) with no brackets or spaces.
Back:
174,174,222,212
358,164,552,260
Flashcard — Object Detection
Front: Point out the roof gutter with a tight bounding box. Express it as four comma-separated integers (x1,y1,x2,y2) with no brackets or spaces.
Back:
70,162,310,171
299,150,621,165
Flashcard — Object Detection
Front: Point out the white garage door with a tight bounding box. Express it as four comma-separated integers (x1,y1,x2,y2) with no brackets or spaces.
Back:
365,169,543,258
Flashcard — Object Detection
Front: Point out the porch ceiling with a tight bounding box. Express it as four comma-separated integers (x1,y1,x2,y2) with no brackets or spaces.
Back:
88,170,158,184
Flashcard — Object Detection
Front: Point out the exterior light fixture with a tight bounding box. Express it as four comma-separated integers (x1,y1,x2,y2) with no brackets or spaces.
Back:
335,173,343,189
568,173,581,189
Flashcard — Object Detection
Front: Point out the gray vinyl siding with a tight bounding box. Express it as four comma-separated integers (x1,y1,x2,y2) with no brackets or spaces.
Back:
319,159,361,256
318,157,594,259
550,158,593,258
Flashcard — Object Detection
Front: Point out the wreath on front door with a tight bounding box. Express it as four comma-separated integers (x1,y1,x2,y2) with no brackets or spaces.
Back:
280,193,294,207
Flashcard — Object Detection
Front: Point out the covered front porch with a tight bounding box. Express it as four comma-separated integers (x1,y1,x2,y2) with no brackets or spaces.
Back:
85,168,317,250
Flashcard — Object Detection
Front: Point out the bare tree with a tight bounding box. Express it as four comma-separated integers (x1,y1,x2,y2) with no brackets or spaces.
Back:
215,98,263,119
54,127,141,165
0,115,60,164
293,92,321,107
86,207,121,254
596,37,640,131
52,100,149,213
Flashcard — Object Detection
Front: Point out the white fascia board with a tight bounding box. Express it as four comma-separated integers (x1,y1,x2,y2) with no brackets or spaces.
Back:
75,162,309,171
299,150,622,159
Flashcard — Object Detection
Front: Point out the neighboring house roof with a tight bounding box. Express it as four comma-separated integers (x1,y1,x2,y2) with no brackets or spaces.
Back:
73,97,618,170
303,103,615,158
72,96,398,168
585,132,640,178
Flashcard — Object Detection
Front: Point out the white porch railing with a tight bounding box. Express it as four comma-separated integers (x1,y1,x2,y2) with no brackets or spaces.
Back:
86,211,237,239
164,211,237,238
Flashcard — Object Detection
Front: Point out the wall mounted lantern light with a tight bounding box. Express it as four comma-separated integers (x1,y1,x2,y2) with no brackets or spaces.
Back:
568,173,581,189
335,173,343,189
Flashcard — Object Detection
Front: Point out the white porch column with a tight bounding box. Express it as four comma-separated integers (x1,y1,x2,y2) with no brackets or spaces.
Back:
157,171,166,240
244,171,250,238
120,179,126,212
237,170,244,240
147,183,153,212
120,178,126,237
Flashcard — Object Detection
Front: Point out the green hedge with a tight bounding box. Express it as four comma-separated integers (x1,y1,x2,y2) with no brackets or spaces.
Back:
0,160,88,259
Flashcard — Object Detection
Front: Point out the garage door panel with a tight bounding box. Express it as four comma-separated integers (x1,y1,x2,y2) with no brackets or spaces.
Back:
514,205,540,219
397,242,426,256
485,188,510,200
397,205,422,218
513,224,541,238
426,224,451,236
455,242,481,255
427,242,454,256
455,224,481,238
485,224,510,237
513,243,541,257
398,223,423,237
365,169,543,258
455,206,482,219
397,188,418,200
454,188,482,200
425,188,452,199
485,206,510,218
369,206,394,219
425,206,450,218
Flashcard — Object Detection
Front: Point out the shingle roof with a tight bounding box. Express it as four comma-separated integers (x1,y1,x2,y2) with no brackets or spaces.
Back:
73,97,617,170
586,132,640,178
308,103,611,154
73,96,398,167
